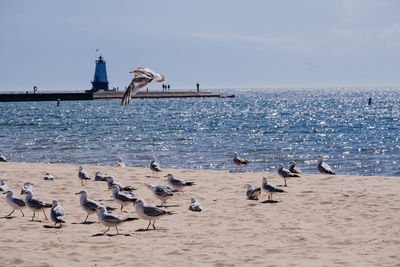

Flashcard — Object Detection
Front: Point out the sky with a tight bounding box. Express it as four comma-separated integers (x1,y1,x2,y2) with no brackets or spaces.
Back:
0,0,399,91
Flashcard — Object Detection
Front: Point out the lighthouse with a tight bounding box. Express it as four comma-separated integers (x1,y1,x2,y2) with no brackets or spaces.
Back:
90,55,109,92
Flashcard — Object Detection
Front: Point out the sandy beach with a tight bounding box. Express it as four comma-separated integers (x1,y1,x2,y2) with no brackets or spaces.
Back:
0,161,399,266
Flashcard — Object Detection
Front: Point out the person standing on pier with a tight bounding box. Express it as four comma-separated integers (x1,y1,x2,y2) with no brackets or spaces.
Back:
196,83,200,92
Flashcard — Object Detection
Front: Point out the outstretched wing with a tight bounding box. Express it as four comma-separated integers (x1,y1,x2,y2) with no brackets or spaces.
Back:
121,76,153,106
133,67,165,82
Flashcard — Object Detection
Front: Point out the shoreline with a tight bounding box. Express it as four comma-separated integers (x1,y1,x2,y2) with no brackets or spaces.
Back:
1,161,399,266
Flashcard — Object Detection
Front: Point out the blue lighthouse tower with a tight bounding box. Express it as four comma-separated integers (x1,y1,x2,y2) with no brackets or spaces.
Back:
90,55,109,92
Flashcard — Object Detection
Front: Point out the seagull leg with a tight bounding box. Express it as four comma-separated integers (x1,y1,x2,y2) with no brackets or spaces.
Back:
7,209,15,216
152,220,156,230
146,220,151,230
43,210,48,220
84,214,89,223
31,212,36,221
284,179,287,187
115,227,119,235
20,209,25,217
102,227,110,234
120,205,124,211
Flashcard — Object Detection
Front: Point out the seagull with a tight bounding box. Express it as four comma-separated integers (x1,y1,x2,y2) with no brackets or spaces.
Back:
233,152,249,172
75,190,115,223
277,163,300,187
116,157,126,167
135,198,173,230
21,189,52,221
150,157,162,178
0,178,9,192
121,67,165,106
4,190,26,217
262,177,285,200
94,171,107,181
165,173,195,190
246,184,261,200
146,184,174,207
96,205,138,235
188,197,202,212
20,181,34,194
315,156,336,175
78,165,91,185
112,185,137,211
107,176,135,191
44,172,54,180
289,161,302,175
50,200,66,227
0,152,7,162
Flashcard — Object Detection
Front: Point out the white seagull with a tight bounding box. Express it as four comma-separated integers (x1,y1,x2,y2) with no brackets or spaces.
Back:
0,178,9,192
21,189,52,221
0,152,7,162
233,152,249,172
78,165,91,185
107,176,135,191
246,184,262,200
44,172,54,180
135,198,173,230
121,67,165,106
150,157,162,178
165,173,195,190
50,200,66,227
4,190,26,217
96,205,138,235
146,184,174,207
188,197,202,212
112,185,137,211
277,163,300,187
116,157,126,167
315,156,335,175
262,177,285,201
76,190,103,223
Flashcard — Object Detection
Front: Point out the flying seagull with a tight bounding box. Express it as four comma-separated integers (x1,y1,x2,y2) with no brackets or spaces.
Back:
246,184,261,200
277,163,300,187
121,67,165,106
315,156,335,175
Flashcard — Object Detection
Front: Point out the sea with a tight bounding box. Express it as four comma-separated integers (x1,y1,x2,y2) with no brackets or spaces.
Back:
1,87,399,177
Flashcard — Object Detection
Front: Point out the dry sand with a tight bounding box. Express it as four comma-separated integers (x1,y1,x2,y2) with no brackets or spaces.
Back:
0,162,399,266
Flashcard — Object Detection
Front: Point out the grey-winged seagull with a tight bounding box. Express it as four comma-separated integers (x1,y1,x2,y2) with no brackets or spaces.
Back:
107,176,135,191
96,205,138,235
4,190,26,217
135,198,173,230
76,190,102,223
262,176,285,200
315,156,335,175
189,197,202,212
21,189,52,221
165,173,195,190
121,67,165,106
246,184,261,200
20,181,34,194
277,163,300,187
78,165,91,185
112,185,136,211
50,200,66,227
116,157,126,167
146,184,174,207
289,161,302,175
94,171,107,181
233,152,249,172
150,157,162,178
